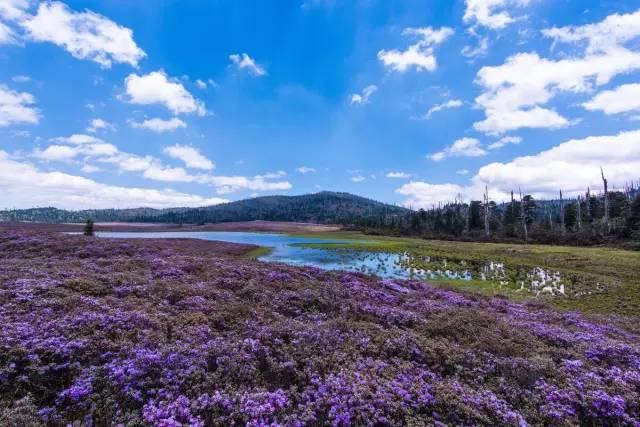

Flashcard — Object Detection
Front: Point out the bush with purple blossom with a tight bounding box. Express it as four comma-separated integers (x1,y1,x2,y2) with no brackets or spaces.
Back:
0,229,639,425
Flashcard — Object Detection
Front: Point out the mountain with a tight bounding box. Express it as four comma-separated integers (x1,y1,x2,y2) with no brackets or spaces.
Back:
0,192,410,225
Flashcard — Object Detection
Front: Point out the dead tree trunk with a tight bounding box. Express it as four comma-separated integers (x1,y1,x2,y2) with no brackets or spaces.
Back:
577,195,582,232
519,188,528,242
560,190,566,236
483,186,490,238
601,168,610,234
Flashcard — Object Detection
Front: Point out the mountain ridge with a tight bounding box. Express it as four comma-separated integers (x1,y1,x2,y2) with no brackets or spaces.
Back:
0,191,410,225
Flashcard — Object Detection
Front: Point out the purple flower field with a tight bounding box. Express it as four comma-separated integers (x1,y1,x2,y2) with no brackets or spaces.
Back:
1,230,639,426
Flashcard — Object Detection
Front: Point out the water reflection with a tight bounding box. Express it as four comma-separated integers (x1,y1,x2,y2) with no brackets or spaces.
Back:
94,232,567,296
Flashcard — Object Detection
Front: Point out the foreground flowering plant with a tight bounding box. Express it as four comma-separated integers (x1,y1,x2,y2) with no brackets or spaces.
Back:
0,230,639,426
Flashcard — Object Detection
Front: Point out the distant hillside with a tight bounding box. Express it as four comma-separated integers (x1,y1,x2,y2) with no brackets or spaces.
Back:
0,192,410,225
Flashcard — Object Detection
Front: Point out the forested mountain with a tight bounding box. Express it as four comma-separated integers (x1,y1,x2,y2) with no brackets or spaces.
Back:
0,192,409,225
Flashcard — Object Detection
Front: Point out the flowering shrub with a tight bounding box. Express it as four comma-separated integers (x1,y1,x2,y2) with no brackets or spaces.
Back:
0,230,639,426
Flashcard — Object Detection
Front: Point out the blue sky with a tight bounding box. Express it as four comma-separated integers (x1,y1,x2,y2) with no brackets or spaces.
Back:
1,0,640,209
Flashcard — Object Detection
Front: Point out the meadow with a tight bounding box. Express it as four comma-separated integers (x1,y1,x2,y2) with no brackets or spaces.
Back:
295,232,640,317
1,227,639,426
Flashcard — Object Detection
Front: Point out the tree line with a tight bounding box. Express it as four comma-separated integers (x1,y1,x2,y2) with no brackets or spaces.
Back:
352,175,640,249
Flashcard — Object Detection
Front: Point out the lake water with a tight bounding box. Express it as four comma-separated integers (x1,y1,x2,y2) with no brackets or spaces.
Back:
96,231,417,279
95,231,568,295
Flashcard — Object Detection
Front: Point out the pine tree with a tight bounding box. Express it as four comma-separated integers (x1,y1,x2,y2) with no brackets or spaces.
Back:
83,219,95,236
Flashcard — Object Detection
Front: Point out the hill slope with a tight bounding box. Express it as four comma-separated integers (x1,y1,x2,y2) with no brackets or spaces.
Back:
0,192,409,225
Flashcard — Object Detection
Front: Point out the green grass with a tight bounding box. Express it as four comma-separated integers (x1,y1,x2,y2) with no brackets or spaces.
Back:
290,231,640,316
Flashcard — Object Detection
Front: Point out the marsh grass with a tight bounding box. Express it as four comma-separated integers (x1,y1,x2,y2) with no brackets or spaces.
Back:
293,231,640,316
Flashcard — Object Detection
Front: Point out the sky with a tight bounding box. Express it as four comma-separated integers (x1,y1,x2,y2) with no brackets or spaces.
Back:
1,0,640,210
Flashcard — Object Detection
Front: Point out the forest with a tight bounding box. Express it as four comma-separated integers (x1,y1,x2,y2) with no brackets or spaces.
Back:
354,182,640,248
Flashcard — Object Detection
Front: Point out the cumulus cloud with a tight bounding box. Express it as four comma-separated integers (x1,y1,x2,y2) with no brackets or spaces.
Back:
350,85,378,105
0,84,39,127
0,150,227,209
378,26,453,72
351,175,366,183
425,99,463,119
487,135,522,150
124,71,207,116
583,83,640,115
0,0,29,21
463,0,534,30
31,135,290,195
296,166,316,174
430,137,487,161
129,117,187,133
474,9,640,135
51,134,104,145
397,129,640,207
396,182,465,208
21,1,146,68
163,144,214,171
385,171,411,179
86,118,115,133
229,53,266,76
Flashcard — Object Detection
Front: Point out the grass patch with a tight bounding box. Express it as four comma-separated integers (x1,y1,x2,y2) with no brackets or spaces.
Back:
292,231,640,316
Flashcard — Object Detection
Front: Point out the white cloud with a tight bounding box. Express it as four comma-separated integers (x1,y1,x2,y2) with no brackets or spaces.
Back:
142,165,194,183
195,79,207,89
81,164,100,173
35,140,118,162
461,36,489,59
474,129,640,199
543,9,640,55
257,170,287,179
583,83,640,115
0,150,227,209
201,175,292,195
487,135,522,150
378,26,453,72
385,171,411,179
0,21,16,44
296,166,316,174
129,117,187,133
463,0,533,30
350,85,378,105
52,134,104,145
430,137,487,161
474,10,640,135
456,169,470,175
396,182,465,209
425,99,463,119
351,175,366,183
397,129,640,207
11,75,30,83
34,144,79,161
34,135,290,195
124,71,207,116
0,84,39,127
0,0,29,21
21,1,146,68
86,118,115,133
163,144,214,171
229,53,267,76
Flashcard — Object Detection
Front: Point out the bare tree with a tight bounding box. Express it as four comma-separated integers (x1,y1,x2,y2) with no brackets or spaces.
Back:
519,187,528,242
601,167,610,234
560,190,566,236
483,185,491,237
576,195,582,232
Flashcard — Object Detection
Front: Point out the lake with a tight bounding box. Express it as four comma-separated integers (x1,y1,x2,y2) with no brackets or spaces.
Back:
95,231,567,295
96,231,421,279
